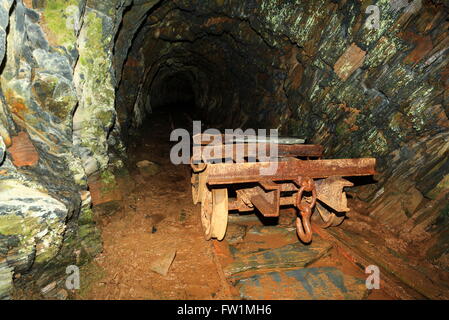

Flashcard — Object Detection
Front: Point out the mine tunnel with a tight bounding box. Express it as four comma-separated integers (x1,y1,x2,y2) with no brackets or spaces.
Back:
0,0,448,301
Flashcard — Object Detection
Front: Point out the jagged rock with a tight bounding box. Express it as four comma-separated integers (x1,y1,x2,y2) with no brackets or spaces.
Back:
149,249,177,276
226,224,247,244
136,160,160,177
0,136,5,165
0,179,69,298
0,0,445,300
0,266,13,300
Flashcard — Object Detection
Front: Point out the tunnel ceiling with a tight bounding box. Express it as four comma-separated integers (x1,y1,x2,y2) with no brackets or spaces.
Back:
0,0,448,299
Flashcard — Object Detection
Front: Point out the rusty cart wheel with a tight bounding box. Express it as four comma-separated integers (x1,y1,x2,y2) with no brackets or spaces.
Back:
192,171,207,205
192,173,199,204
201,188,213,240
191,173,200,204
315,202,345,228
200,187,228,241
211,188,228,241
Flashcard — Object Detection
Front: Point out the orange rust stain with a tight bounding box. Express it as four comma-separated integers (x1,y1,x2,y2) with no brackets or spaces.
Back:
8,131,39,167
333,103,361,132
436,108,449,128
337,103,361,115
88,174,123,206
289,64,304,90
334,43,366,81
22,0,33,8
5,89,28,119
2,135,12,148
125,57,141,68
203,17,232,28
400,32,433,65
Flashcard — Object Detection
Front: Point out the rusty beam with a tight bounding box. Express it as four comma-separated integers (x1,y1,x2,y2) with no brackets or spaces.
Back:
193,143,323,161
206,158,376,185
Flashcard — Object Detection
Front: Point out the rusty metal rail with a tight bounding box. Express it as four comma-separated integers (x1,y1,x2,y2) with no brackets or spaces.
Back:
192,143,324,162
206,158,376,185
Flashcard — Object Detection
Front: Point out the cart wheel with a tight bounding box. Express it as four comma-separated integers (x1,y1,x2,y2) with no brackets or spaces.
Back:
201,188,213,240
315,202,345,228
192,172,206,205
200,188,228,241
211,188,228,241
192,173,200,204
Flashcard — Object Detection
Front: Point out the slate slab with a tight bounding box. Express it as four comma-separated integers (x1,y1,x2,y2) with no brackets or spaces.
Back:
149,249,177,276
224,238,333,276
235,267,368,300
226,224,247,244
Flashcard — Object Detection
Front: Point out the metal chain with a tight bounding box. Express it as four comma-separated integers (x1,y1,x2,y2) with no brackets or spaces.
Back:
294,176,317,243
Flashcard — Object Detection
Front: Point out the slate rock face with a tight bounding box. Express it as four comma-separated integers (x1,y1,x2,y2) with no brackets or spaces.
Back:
0,136,5,165
0,0,125,299
235,267,368,300
0,180,68,298
225,239,333,276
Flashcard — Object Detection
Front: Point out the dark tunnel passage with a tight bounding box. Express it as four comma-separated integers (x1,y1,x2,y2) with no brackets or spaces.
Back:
0,0,448,301
149,72,197,116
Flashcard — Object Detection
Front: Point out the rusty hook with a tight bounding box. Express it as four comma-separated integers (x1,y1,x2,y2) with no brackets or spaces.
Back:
294,178,317,243
296,207,313,244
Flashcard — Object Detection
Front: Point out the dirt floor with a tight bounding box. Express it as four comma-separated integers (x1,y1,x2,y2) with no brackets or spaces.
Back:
79,114,232,300
77,112,446,300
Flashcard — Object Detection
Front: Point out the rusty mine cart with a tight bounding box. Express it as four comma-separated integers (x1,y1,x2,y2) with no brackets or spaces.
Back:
191,134,376,244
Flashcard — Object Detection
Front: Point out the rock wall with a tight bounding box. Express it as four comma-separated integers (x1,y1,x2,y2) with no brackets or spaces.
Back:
0,0,124,299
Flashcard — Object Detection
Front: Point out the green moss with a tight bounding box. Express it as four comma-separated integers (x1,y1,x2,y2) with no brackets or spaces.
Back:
42,0,79,50
364,36,405,68
0,215,39,237
34,244,61,264
97,110,113,127
78,208,94,225
100,170,115,184
78,224,96,239
99,170,117,194
77,262,107,298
